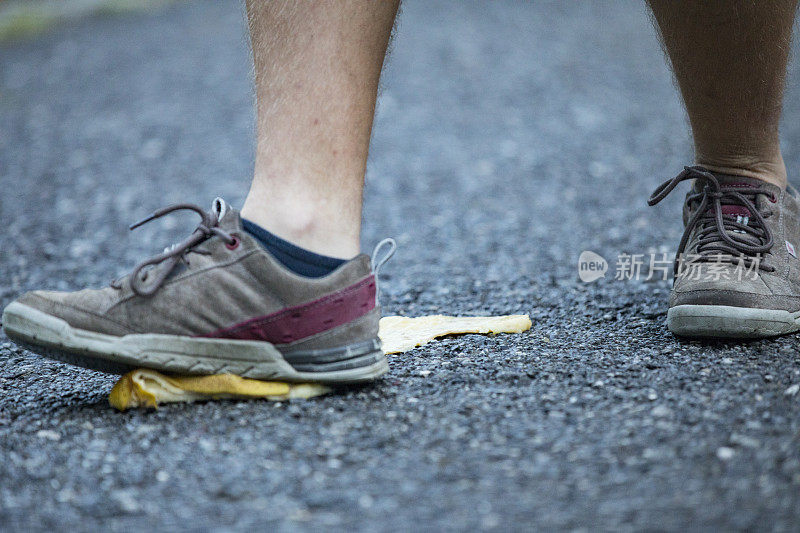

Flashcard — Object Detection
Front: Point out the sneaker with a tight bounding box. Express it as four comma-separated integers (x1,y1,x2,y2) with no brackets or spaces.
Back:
1,199,392,383
649,165,800,338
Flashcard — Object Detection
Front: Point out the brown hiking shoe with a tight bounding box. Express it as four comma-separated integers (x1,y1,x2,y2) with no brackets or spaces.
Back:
649,166,800,338
1,199,392,383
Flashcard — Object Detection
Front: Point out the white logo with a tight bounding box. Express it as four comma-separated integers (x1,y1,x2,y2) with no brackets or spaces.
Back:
578,251,608,282
787,240,797,258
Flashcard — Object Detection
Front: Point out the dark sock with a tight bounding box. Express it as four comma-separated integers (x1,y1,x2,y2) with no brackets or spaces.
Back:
241,218,346,278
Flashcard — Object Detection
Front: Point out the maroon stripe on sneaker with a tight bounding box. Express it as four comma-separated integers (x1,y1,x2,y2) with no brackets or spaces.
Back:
199,275,376,344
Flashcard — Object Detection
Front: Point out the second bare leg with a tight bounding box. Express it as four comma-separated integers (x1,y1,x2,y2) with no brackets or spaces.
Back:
649,0,798,188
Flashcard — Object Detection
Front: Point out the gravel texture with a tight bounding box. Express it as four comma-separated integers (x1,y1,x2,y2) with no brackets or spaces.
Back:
1,1,800,530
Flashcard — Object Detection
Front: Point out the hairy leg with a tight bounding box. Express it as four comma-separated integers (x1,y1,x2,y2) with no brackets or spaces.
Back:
242,1,400,257
648,0,798,188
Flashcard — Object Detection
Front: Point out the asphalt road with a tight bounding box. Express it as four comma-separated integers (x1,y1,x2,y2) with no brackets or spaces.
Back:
2,1,800,530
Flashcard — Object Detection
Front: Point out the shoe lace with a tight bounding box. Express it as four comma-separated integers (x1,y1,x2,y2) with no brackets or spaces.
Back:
648,165,775,274
111,202,237,296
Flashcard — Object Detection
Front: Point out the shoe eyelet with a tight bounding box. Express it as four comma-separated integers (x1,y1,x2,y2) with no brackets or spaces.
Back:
225,236,241,251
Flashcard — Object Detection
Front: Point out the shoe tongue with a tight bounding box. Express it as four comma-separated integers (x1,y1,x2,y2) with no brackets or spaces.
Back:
692,172,779,192
693,173,777,220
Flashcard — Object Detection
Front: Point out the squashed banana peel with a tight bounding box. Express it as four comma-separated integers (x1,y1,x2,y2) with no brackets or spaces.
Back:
109,313,531,410
109,371,330,411
378,314,532,354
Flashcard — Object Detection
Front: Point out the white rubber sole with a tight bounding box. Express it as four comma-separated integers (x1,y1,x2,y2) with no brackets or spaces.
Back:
668,304,800,338
1,302,388,384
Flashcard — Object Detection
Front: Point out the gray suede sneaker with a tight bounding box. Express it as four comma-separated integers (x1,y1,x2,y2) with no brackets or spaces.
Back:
1,199,393,383
649,166,800,338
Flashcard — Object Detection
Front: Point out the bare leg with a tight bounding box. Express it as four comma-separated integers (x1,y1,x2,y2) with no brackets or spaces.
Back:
648,0,798,188
241,1,400,257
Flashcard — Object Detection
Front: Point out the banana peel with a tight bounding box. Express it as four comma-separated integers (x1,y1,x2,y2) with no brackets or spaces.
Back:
109,371,330,411
378,314,532,354
109,314,531,410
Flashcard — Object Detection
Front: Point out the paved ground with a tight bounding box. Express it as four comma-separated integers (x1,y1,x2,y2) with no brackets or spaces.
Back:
2,1,800,530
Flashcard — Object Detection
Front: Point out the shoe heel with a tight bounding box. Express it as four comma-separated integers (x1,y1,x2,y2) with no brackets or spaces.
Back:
280,338,386,373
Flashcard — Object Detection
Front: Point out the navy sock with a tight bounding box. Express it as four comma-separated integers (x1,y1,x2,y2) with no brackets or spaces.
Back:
241,218,346,278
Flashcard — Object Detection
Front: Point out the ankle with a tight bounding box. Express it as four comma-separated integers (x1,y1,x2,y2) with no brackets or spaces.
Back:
240,197,359,259
695,153,787,189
